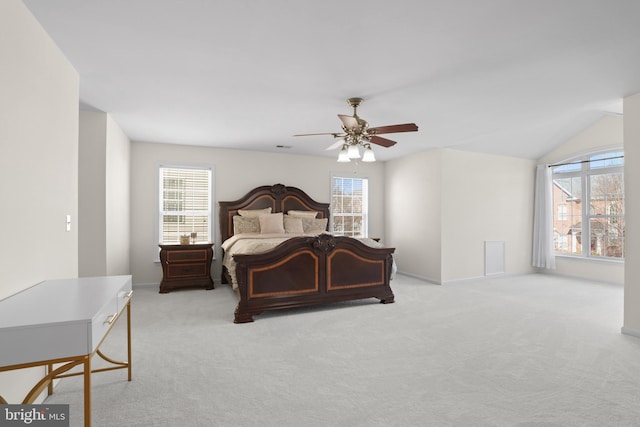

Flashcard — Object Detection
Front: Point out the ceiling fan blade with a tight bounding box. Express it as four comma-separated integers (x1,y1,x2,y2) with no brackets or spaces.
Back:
325,140,346,151
369,123,418,135
338,114,360,131
369,135,397,148
293,132,340,137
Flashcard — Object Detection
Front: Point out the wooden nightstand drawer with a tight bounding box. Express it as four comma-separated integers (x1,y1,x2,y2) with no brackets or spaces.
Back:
166,249,207,263
166,263,208,278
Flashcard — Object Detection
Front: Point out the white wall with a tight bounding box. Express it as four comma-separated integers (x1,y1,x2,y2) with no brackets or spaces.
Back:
79,112,107,276
538,115,624,284
385,148,535,283
441,149,536,282
385,150,442,282
539,115,623,164
623,93,640,337
0,0,78,403
79,112,131,277
105,114,131,275
130,141,386,285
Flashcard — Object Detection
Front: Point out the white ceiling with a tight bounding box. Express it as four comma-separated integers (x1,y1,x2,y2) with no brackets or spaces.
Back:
23,0,640,161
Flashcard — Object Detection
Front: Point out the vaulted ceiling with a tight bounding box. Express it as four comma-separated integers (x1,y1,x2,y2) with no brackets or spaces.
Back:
23,0,640,161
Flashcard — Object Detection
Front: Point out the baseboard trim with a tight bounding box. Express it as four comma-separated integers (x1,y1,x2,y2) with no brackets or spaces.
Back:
442,272,530,286
133,280,221,289
621,326,640,339
396,271,441,285
133,282,159,289
396,271,537,286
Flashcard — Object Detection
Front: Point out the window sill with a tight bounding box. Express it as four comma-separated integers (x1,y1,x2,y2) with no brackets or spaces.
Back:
555,254,624,265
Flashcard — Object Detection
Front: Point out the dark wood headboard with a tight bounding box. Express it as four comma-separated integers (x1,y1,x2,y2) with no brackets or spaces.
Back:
218,184,330,242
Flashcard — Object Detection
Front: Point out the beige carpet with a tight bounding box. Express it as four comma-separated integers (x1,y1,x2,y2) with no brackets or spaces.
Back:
45,273,640,426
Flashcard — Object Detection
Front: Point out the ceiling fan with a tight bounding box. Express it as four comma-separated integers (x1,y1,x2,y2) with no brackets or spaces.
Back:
294,97,419,162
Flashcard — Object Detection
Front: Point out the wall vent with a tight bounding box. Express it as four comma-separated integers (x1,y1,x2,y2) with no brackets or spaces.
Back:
485,241,505,276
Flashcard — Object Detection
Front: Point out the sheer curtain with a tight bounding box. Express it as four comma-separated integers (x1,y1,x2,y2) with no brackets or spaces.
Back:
532,164,556,269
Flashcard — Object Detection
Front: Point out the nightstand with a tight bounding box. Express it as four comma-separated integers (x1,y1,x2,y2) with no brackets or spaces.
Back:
158,243,214,293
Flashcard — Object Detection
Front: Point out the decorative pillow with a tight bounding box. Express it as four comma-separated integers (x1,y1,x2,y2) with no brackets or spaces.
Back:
283,215,304,234
302,217,328,233
259,212,285,234
238,207,272,218
233,215,260,234
287,210,318,218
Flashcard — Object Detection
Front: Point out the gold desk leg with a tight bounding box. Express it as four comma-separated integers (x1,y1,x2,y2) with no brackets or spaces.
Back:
84,355,91,427
47,363,54,395
127,301,132,381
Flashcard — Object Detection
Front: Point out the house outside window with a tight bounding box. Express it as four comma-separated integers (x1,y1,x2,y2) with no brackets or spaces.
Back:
331,176,368,237
158,165,213,246
551,150,624,259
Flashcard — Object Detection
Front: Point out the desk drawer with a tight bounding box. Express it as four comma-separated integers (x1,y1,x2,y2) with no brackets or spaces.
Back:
117,279,133,312
166,249,207,263
91,297,119,352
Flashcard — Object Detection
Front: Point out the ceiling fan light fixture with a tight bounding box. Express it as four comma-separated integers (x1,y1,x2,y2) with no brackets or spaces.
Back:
347,144,361,159
337,145,351,162
362,144,376,162
294,97,418,161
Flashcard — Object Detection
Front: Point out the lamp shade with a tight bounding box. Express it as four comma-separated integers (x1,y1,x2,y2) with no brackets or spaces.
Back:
347,144,361,159
362,145,376,162
337,145,351,162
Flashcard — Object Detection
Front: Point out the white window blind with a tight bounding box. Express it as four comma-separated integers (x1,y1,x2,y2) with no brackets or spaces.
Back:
331,176,368,237
159,166,212,244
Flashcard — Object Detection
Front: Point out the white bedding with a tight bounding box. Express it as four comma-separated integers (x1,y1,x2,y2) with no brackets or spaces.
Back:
221,233,395,289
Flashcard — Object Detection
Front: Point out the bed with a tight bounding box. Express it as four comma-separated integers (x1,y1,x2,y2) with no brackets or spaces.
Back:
219,183,395,323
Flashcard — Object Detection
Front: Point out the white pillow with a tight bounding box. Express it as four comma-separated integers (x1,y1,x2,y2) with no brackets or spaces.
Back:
238,207,272,218
284,215,304,233
287,210,318,218
259,212,285,234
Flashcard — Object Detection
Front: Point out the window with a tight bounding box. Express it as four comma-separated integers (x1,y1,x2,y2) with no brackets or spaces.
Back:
331,176,368,237
557,204,567,221
158,165,212,245
551,150,624,259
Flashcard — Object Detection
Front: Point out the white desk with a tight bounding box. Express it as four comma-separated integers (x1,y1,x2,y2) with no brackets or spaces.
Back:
0,275,133,426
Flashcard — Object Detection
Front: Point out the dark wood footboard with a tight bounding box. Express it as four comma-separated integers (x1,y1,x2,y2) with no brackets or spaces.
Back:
233,234,395,323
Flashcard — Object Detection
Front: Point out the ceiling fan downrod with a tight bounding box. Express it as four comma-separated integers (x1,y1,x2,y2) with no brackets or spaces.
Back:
346,97,369,132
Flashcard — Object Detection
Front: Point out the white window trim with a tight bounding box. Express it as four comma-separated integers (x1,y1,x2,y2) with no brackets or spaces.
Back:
155,162,215,262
